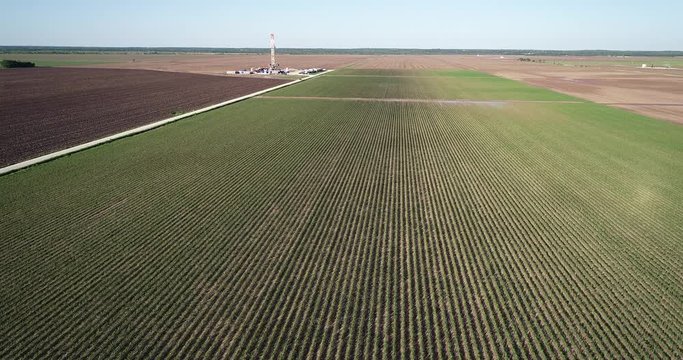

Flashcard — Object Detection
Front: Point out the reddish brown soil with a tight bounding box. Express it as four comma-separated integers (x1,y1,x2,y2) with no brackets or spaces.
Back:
0,68,288,166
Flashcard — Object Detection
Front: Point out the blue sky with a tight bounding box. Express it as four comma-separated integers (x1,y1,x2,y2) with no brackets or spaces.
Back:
1,0,681,50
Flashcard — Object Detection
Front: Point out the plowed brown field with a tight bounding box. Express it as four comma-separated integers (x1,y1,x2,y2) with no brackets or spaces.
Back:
0,68,288,166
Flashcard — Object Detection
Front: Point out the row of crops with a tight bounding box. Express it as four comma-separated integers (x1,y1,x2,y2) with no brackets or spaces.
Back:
0,70,681,358
270,69,578,101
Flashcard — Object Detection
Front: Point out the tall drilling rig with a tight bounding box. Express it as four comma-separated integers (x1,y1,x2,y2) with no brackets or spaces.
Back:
269,33,277,69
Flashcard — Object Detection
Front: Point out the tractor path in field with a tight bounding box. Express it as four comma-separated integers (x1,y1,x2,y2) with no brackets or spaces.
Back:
597,102,683,107
258,95,586,105
260,96,683,110
325,74,497,78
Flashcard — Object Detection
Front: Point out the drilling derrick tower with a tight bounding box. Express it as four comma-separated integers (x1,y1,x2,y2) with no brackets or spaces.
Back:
270,33,277,69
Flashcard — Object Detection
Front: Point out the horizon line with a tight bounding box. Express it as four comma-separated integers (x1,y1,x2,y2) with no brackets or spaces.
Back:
1,45,683,53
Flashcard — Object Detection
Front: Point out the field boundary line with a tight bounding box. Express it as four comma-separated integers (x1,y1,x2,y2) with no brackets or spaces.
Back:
258,95,585,105
325,74,496,78
597,102,683,107
0,70,333,176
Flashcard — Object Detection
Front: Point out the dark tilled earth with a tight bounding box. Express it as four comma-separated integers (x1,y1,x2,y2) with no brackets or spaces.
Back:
0,68,289,166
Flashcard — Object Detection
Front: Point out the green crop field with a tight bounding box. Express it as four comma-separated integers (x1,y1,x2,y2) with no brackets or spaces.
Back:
0,54,120,67
1,70,681,358
272,69,578,101
0,53,178,68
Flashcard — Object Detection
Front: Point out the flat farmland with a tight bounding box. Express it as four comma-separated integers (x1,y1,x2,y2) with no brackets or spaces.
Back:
444,56,683,124
1,70,681,358
0,68,288,166
0,53,364,70
281,54,683,123
82,53,367,75
0,53,138,67
270,69,578,101
16,52,680,123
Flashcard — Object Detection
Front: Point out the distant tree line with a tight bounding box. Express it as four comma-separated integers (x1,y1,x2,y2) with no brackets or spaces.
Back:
1,46,682,57
1,59,35,68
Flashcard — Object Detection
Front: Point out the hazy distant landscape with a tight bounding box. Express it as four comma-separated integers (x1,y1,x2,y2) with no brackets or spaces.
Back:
3,45,683,56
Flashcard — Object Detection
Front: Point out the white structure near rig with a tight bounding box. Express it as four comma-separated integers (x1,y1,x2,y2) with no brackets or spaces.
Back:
228,33,326,76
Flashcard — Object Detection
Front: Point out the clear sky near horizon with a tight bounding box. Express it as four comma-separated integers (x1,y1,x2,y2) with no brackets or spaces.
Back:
1,0,681,50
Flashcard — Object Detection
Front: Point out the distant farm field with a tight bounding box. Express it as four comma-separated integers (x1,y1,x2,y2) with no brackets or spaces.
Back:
0,70,681,358
272,69,577,101
0,53,186,67
548,57,683,68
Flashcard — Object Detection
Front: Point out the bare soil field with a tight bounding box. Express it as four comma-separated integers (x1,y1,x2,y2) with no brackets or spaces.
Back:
0,68,288,166
85,54,368,75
